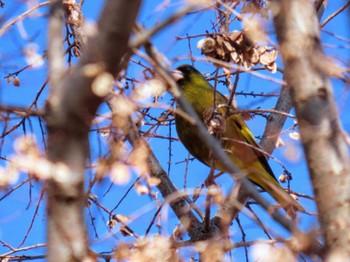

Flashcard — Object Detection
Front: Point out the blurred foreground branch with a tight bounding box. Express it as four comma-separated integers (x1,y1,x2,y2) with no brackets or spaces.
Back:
272,0,350,259
45,1,141,261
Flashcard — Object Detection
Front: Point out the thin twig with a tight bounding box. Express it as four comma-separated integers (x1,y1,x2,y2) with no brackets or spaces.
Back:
321,1,350,27
0,1,50,36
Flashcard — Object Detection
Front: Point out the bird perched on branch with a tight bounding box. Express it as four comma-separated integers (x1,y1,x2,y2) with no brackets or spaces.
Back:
173,64,304,218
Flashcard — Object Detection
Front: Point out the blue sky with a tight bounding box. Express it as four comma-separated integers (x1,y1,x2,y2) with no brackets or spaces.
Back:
0,0,349,260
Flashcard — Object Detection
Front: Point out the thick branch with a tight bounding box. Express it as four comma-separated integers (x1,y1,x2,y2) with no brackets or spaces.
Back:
272,0,350,259
45,1,141,261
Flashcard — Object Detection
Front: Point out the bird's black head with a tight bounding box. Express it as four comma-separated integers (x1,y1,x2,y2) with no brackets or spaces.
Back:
172,64,202,85
176,64,200,76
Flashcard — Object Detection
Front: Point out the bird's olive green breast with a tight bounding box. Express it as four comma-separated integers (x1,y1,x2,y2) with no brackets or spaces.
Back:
175,74,226,166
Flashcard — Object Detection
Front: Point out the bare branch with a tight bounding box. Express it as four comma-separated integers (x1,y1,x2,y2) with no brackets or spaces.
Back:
321,1,350,28
0,1,50,36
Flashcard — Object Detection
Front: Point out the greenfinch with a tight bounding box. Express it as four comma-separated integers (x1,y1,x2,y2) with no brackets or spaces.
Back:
174,64,304,217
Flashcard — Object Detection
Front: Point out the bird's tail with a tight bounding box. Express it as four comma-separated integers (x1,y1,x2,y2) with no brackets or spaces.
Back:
247,169,305,219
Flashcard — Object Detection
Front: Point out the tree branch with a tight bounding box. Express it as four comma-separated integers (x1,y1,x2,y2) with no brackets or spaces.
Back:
272,0,350,258
125,118,206,240
45,1,141,261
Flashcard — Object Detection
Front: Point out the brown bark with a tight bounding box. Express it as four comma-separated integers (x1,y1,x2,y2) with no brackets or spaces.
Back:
272,0,350,259
45,1,141,261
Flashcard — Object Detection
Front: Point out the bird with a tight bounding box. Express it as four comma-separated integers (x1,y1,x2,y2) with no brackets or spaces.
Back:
173,64,304,217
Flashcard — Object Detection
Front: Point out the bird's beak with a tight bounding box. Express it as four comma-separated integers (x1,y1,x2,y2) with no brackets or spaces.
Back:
171,69,184,81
